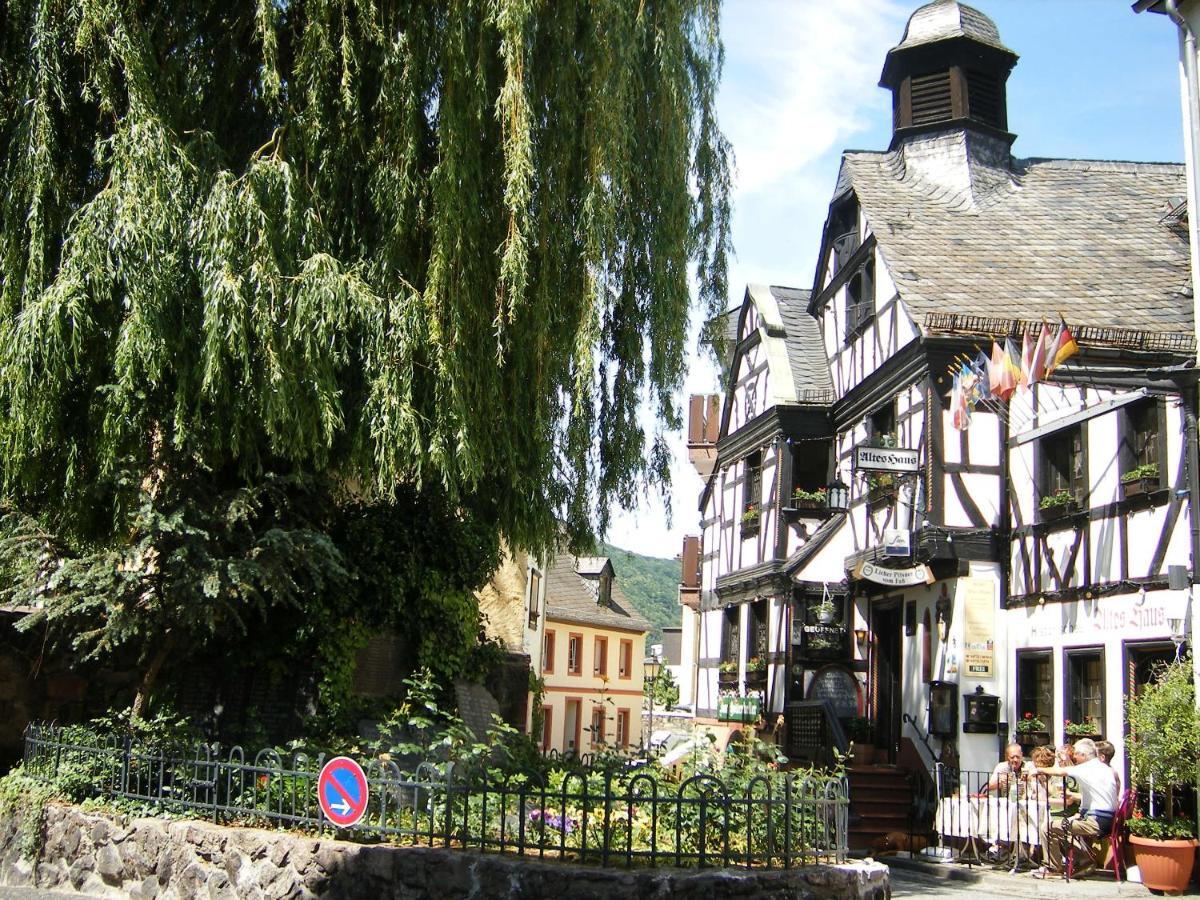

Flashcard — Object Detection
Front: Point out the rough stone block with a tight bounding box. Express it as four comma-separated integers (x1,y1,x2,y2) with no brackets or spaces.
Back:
95,843,123,883
129,874,160,899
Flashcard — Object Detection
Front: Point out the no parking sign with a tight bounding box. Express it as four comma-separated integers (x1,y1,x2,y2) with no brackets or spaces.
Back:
317,756,369,828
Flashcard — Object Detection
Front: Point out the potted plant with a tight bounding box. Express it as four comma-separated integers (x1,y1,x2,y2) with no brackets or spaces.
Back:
1120,462,1160,499
845,716,874,765
1125,659,1200,894
1063,717,1101,739
718,659,739,687
790,486,828,511
1014,712,1049,751
745,655,768,687
813,595,839,625
867,473,896,509
1039,488,1078,521
741,503,760,534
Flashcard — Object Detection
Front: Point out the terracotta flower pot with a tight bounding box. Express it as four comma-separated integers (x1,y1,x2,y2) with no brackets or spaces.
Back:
1129,835,1198,895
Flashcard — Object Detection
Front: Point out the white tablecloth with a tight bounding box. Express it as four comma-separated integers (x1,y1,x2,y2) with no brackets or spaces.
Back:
936,796,1053,846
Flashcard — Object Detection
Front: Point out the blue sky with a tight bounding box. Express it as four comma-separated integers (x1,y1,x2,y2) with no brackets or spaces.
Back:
605,0,1186,561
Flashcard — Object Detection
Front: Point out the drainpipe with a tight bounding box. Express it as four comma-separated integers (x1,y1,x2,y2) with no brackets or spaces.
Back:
1164,0,1200,334
1147,2,1200,830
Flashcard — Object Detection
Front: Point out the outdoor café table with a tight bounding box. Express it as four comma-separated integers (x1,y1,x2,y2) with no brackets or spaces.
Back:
936,794,1056,867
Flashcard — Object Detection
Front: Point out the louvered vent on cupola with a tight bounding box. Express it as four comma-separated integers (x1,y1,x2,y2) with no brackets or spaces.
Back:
910,70,953,126
966,68,1004,130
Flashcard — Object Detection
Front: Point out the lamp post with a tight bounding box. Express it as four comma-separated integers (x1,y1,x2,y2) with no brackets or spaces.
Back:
643,655,661,753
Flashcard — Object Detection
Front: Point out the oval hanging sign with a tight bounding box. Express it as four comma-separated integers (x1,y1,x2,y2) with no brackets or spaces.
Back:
853,561,934,587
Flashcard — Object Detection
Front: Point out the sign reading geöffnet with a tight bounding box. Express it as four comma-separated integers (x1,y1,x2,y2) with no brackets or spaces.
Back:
855,446,920,473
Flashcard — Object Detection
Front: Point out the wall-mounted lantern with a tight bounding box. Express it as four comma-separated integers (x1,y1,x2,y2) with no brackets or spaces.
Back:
826,474,850,513
854,627,868,647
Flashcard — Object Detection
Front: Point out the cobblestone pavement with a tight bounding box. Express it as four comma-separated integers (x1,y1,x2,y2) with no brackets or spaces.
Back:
886,857,1200,898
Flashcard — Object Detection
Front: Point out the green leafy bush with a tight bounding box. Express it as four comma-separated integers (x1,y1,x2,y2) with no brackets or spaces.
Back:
1126,658,1200,840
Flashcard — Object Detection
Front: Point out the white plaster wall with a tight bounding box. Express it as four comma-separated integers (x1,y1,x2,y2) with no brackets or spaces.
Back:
1007,588,1190,777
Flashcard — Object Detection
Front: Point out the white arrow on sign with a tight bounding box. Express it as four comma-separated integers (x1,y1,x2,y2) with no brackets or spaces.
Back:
330,799,352,816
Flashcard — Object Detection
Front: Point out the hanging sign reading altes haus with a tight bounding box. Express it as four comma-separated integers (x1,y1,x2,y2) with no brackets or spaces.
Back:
854,446,920,474
853,561,934,587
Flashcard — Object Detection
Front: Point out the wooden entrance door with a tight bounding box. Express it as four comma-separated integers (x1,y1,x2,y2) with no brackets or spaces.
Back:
871,602,903,763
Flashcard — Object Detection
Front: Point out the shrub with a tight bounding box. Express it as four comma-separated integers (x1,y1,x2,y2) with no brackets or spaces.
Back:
1126,658,1200,839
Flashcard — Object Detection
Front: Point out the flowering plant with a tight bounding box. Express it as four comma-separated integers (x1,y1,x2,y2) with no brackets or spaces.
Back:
1127,809,1196,841
1063,718,1099,737
1015,712,1046,733
718,660,738,675
746,656,767,673
528,808,577,835
741,504,760,525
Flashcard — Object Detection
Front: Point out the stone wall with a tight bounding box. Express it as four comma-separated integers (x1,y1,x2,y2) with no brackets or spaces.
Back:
1,802,889,900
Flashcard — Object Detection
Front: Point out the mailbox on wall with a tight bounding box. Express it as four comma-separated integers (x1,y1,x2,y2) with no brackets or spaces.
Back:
962,684,1000,734
928,680,957,737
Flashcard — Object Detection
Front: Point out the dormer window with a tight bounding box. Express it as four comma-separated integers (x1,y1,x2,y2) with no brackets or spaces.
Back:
829,199,860,277
845,259,875,341
598,572,611,607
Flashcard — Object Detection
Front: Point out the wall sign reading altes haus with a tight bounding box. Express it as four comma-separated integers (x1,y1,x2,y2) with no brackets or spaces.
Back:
854,446,920,473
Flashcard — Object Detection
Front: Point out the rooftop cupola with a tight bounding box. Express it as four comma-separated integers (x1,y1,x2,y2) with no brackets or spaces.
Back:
880,0,1018,150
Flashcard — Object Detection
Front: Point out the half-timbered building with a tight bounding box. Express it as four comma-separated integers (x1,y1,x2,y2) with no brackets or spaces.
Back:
680,0,1196,809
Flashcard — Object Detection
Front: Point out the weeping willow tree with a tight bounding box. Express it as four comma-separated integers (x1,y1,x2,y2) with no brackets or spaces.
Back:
0,0,730,714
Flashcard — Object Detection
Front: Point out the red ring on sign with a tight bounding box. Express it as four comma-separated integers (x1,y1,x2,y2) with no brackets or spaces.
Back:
317,756,369,828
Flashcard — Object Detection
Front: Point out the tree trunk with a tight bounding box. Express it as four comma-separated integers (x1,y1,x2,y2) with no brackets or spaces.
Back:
130,634,174,721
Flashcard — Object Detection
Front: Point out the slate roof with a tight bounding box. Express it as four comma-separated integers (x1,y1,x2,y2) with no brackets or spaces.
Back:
892,0,1008,54
837,144,1192,331
769,286,833,400
544,553,650,633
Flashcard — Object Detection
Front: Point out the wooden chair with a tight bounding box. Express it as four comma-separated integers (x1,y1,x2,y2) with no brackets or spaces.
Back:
1065,789,1135,882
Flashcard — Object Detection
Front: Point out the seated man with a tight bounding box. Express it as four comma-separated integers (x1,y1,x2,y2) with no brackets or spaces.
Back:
980,743,1029,799
976,743,1030,859
1033,738,1118,878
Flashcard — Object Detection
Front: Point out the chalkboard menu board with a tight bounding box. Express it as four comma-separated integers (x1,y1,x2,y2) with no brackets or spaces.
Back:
806,667,859,719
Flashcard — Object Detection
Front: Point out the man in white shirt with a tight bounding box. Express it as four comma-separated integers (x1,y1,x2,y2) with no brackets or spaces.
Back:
1033,738,1119,877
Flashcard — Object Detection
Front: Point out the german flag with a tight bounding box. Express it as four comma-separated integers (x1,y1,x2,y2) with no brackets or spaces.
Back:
1045,317,1079,377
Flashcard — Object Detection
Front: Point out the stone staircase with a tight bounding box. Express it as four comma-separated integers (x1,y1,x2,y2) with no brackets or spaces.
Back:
846,763,916,851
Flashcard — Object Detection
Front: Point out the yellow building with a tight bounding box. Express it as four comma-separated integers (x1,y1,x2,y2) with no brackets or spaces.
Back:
539,555,649,754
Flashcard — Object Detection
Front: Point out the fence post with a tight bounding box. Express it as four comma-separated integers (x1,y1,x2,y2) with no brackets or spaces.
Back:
783,774,793,869
601,770,612,868
120,732,132,797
